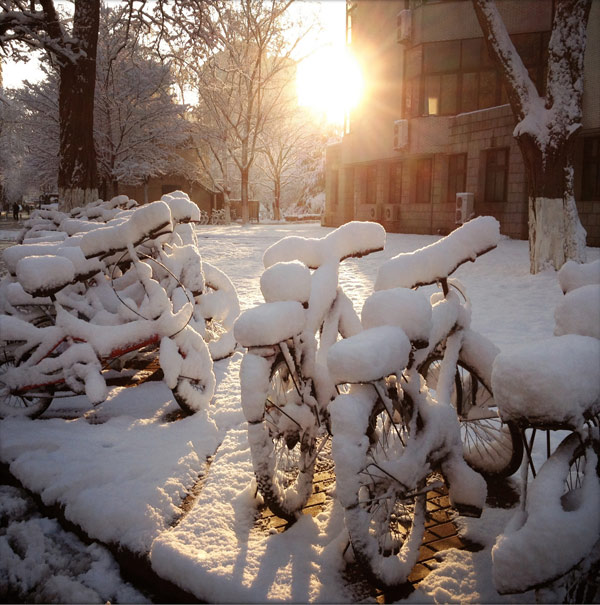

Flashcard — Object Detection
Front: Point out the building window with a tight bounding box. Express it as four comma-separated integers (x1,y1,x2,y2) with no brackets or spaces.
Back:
484,148,508,203
582,137,600,201
416,158,432,204
366,165,377,203
447,153,467,202
389,163,403,204
404,33,548,118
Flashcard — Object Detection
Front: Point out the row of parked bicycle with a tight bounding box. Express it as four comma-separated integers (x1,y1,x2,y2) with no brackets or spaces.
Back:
0,196,598,601
232,218,599,601
0,193,239,419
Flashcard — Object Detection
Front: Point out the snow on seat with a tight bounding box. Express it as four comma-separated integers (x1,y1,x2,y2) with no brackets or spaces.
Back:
491,334,600,430
327,326,411,384
375,216,500,291
558,258,600,294
80,201,173,258
262,221,386,269
361,287,432,346
260,261,312,304
554,284,600,339
3,241,65,275
233,301,305,347
16,255,75,298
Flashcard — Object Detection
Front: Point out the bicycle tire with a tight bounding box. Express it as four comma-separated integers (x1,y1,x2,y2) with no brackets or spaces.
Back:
0,352,54,419
247,353,318,522
340,390,427,589
420,355,522,478
536,432,600,604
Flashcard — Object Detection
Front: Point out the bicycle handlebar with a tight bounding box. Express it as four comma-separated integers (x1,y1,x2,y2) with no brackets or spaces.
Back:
375,216,500,291
263,221,386,269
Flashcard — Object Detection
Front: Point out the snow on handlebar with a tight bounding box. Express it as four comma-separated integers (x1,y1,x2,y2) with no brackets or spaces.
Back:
375,216,500,291
80,201,173,259
262,221,386,269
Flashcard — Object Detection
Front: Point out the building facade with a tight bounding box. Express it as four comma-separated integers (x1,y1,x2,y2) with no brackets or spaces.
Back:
323,0,600,246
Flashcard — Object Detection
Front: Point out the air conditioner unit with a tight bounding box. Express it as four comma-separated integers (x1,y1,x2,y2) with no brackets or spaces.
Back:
383,204,400,222
455,192,474,225
397,9,411,44
393,119,408,151
356,204,381,221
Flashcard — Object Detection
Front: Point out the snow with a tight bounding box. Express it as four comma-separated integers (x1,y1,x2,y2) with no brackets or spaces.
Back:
327,326,410,384
492,335,600,429
375,216,500,290
1,221,599,603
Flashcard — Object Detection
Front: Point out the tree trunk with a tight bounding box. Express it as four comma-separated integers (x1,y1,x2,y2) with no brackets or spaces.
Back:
57,0,100,212
518,134,586,272
223,191,232,224
273,180,281,221
241,166,250,224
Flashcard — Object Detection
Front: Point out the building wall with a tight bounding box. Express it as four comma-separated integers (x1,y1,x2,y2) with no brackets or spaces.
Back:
119,177,218,214
324,0,600,247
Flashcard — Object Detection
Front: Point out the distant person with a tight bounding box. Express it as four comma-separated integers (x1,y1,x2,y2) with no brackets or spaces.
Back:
12,202,18,220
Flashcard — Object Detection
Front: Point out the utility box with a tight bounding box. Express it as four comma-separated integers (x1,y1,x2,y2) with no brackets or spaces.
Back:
455,192,474,224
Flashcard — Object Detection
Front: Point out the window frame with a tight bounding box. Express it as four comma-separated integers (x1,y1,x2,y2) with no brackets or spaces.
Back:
484,148,509,204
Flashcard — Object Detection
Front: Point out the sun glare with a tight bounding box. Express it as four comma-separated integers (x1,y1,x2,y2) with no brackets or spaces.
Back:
296,46,364,125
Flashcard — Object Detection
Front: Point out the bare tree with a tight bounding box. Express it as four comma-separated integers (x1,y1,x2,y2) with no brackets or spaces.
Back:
175,0,310,224
256,106,325,220
95,6,189,200
472,0,591,273
0,0,101,211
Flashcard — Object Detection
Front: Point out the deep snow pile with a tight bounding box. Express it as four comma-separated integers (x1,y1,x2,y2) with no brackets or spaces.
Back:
0,222,598,603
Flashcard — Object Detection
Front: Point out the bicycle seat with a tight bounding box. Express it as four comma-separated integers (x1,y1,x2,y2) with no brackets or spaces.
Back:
558,258,600,294
375,216,500,290
263,221,385,270
492,334,600,430
361,287,432,347
260,261,311,304
234,301,305,347
16,254,75,298
327,326,411,384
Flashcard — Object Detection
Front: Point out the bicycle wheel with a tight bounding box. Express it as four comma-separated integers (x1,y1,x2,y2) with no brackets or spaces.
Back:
341,389,427,589
248,354,318,522
531,432,600,603
420,356,522,478
0,353,54,419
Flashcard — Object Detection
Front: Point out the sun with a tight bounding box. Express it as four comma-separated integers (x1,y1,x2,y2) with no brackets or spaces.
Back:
296,46,364,125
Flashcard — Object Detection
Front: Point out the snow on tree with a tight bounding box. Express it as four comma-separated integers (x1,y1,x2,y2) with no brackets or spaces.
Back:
171,0,311,224
0,0,101,212
94,6,190,201
472,0,591,273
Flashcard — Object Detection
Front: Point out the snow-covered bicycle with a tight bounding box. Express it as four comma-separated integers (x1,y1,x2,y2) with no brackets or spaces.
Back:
234,221,386,521
491,259,600,603
327,217,523,589
0,199,224,418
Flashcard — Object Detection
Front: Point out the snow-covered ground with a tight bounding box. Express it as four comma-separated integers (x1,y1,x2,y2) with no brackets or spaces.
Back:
1,222,598,603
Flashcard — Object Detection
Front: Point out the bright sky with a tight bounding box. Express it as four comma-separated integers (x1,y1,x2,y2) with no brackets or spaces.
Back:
1,1,359,125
